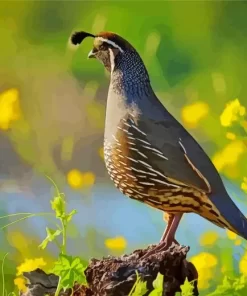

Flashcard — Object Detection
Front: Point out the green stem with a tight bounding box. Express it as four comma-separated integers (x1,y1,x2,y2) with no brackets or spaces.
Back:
54,276,62,296
54,237,62,251
1,212,53,230
61,220,67,254
1,253,8,296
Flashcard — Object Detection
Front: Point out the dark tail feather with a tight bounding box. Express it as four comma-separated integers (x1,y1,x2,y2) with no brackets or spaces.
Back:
210,192,247,240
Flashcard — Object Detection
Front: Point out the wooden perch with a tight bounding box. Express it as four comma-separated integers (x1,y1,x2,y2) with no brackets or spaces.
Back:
20,243,198,296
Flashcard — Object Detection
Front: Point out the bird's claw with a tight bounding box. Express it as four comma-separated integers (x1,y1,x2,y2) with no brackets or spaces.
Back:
141,239,174,259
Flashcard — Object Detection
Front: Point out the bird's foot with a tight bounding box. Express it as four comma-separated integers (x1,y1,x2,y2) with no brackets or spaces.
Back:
142,239,177,259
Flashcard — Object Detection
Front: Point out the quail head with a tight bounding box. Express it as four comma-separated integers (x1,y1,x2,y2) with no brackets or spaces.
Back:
70,30,247,256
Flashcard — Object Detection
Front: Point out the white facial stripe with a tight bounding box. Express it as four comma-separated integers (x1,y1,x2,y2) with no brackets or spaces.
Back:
96,37,124,53
108,48,115,74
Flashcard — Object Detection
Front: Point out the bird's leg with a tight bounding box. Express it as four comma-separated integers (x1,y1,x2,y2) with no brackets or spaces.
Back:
155,213,183,252
160,213,179,244
142,213,183,258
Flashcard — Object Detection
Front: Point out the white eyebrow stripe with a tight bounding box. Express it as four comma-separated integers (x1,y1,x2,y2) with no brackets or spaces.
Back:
96,37,124,53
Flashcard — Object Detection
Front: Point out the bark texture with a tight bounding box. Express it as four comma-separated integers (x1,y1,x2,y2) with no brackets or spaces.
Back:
20,244,199,296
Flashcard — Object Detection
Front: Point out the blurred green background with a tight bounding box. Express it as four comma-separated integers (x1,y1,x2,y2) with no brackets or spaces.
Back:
0,0,247,294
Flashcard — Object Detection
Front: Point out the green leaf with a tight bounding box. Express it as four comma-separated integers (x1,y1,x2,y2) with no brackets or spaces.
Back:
153,273,164,290
51,195,65,219
65,209,77,223
180,278,194,296
51,254,87,290
128,273,148,296
149,273,163,296
233,275,247,291
39,227,62,249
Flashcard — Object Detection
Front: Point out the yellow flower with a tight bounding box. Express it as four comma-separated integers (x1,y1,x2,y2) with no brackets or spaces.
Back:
226,230,237,240
181,101,209,128
190,252,218,289
105,236,127,251
235,239,242,246
239,251,247,276
14,277,27,292
212,141,245,172
241,177,247,193
67,169,95,189
16,257,46,276
15,258,47,291
226,132,236,140
220,98,246,127
0,88,21,130
199,231,219,246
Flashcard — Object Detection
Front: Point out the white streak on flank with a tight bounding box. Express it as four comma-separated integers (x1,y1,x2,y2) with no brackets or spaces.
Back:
129,147,138,151
128,136,136,140
142,145,160,154
139,160,152,168
156,153,169,160
130,167,157,176
139,181,155,186
112,135,119,142
145,167,180,188
132,190,149,197
132,125,147,136
148,198,162,205
128,141,136,146
117,126,128,133
136,138,151,145
179,138,187,154
137,151,148,159
96,37,124,53
126,156,138,163
150,178,177,187
124,122,131,127
126,173,137,179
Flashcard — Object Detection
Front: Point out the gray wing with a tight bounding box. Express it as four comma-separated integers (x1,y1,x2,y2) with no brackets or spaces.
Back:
126,115,222,193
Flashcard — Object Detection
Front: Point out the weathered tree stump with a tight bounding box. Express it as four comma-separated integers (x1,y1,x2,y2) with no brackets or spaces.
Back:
20,243,198,296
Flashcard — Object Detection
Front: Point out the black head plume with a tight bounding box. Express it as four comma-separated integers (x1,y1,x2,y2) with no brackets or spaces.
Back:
70,31,95,45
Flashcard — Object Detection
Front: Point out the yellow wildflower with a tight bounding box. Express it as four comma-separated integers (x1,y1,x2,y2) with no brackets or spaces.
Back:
0,88,21,130
15,258,47,291
226,230,237,240
181,101,209,128
239,251,247,276
199,231,219,246
105,236,127,251
226,132,236,140
212,140,245,172
235,239,242,246
220,98,246,127
67,169,95,189
241,177,247,193
190,252,217,289
14,277,27,292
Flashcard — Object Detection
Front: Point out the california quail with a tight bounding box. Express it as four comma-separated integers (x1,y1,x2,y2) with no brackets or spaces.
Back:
70,30,247,255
